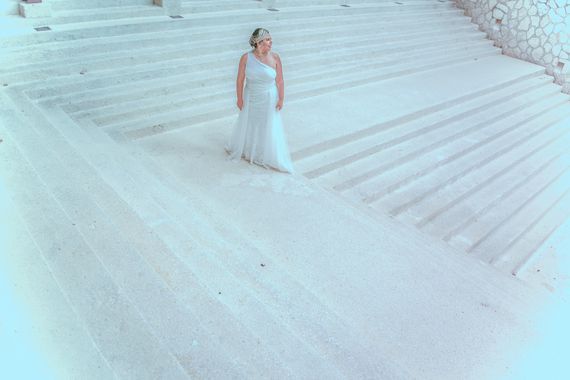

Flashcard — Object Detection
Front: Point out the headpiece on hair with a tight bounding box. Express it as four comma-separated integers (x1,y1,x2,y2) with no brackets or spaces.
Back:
249,28,270,48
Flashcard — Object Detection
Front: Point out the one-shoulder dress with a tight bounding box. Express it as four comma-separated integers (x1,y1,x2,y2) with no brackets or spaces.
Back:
226,52,294,173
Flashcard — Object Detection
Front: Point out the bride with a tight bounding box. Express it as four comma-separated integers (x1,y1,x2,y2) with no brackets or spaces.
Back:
225,28,294,173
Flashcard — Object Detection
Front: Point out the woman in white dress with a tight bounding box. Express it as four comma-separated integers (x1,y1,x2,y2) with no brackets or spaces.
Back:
226,28,294,173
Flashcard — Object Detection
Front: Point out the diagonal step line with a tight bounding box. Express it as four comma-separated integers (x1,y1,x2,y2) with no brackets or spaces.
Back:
160,220,391,378
0,141,124,380
359,82,555,200
122,49,499,141
305,78,549,180
510,198,570,276
98,40,492,132
467,165,570,255
24,26,486,105
96,42,494,129
28,34,484,107
1,10,459,62
52,129,324,377
3,89,262,377
442,153,565,242
0,132,120,380
0,97,192,378
2,3,460,58
46,108,386,377
290,69,544,161
126,147,405,377
1,6,463,54
390,110,567,219
489,185,570,266
2,18,476,78
412,109,569,227
90,36,489,126
334,88,560,193
0,2,459,50
416,130,569,229
89,36,488,126
388,101,570,217
8,24,464,81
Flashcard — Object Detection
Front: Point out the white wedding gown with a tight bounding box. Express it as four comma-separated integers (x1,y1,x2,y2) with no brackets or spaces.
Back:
226,52,294,173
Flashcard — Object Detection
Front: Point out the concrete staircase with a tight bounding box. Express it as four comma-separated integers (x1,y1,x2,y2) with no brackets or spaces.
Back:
293,60,570,276
1,0,568,378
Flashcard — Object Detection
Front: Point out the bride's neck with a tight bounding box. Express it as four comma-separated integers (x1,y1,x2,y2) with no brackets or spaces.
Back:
254,49,268,57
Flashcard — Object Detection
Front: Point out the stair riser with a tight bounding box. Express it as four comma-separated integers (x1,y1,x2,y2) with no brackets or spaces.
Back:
106,45,498,136
325,89,563,193
422,147,570,244
49,0,154,12
0,3,459,48
27,35,491,109
85,39,493,125
390,101,570,227
4,5,463,56
0,16,475,73
41,106,384,378
297,77,554,179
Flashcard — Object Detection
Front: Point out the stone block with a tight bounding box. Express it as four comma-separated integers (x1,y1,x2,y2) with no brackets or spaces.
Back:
154,0,181,16
492,7,506,21
19,2,51,18
559,59,570,74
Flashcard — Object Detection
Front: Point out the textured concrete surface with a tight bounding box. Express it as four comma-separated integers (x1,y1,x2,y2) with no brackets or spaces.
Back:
1,0,569,378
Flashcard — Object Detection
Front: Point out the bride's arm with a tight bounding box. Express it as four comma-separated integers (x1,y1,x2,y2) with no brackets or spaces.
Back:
274,53,284,110
236,53,247,110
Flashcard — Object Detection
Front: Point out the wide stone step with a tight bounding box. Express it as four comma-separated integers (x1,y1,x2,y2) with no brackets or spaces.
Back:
7,2,459,52
337,83,562,201
1,8,469,67
291,55,544,162
392,99,570,226
32,100,400,377
48,5,164,26
49,0,153,11
60,28,485,110
320,88,562,206
1,0,568,376
78,32,487,128
296,73,551,178
9,19,479,96
132,111,543,378
377,98,569,213
363,93,568,219
0,171,116,379
32,30,489,123
1,4,465,73
387,105,570,270
0,1,458,48
0,96,192,379
473,154,570,267
442,138,570,269
116,44,497,140
1,11,473,83
506,173,570,276
3,90,325,377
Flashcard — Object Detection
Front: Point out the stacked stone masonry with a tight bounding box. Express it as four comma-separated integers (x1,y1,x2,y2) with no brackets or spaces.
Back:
455,0,570,93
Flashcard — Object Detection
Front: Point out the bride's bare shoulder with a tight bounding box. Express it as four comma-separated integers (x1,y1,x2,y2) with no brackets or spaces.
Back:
238,52,249,66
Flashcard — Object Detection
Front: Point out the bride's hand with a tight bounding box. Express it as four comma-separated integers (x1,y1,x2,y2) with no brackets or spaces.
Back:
237,98,243,110
276,99,283,111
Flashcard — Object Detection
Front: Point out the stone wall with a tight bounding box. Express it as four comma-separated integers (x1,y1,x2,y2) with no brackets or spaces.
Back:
455,0,570,93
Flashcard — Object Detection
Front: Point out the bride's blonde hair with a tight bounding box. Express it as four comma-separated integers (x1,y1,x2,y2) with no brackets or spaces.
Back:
249,28,270,48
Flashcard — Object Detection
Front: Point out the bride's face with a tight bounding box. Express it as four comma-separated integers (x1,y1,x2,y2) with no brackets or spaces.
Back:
257,36,272,53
